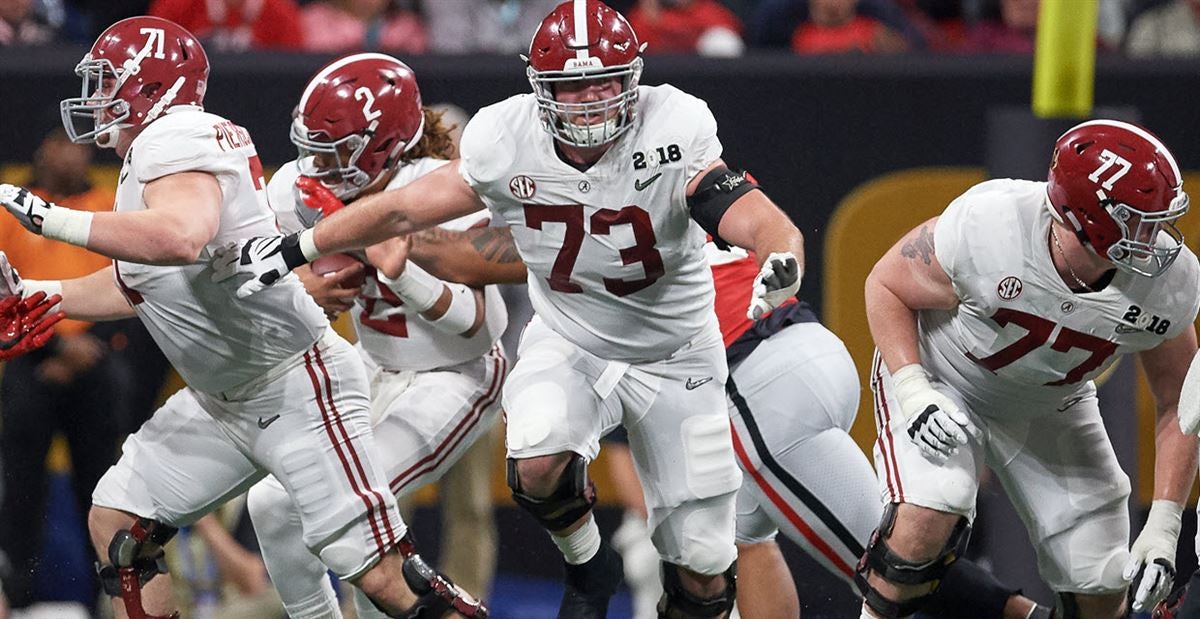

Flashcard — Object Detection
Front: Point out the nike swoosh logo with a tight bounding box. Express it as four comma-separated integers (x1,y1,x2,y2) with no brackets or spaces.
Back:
685,376,713,390
634,172,663,191
257,414,280,429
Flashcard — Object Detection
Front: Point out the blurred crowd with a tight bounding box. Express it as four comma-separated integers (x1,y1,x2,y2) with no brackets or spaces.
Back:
2,0,1198,57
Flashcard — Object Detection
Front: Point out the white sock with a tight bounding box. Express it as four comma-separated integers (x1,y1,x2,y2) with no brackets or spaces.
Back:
551,514,601,565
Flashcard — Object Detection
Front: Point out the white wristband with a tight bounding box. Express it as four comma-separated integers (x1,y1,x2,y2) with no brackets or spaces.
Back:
427,283,479,335
41,207,94,247
298,228,321,262
23,279,63,312
888,364,931,415
1146,499,1184,539
378,262,442,312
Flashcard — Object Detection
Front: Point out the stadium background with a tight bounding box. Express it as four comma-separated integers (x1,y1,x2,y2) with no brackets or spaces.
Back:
2,34,1200,619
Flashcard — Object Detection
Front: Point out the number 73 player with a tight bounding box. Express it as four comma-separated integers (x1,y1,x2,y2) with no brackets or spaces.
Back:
214,1,805,616
858,120,1198,619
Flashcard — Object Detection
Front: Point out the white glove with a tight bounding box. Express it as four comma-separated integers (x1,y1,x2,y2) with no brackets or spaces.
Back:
889,364,976,461
1124,500,1182,613
0,183,54,235
211,230,318,298
1177,351,1200,435
0,252,25,299
747,251,801,320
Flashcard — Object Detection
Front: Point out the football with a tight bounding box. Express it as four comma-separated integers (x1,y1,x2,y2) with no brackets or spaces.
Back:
310,252,366,288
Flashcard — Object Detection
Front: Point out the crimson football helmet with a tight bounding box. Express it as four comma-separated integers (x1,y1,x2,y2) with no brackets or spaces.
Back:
526,0,644,148
291,53,425,200
60,16,209,148
1047,119,1188,278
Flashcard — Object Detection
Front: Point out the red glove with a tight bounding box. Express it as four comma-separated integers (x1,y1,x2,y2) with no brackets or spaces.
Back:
295,176,347,218
0,291,66,360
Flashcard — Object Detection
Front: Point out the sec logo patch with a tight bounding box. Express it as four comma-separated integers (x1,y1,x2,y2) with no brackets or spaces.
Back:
997,276,1023,300
509,175,536,199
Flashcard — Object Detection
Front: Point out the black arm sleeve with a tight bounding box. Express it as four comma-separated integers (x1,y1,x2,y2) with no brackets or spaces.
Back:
686,166,760,249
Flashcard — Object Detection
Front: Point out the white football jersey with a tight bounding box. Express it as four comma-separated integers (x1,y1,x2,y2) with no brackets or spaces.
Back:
269,158,507,372
113,107,327,394
921,178,1200,416
459,85,720,362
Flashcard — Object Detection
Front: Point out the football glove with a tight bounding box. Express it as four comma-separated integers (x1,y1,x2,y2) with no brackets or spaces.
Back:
211,232,315,298
889,364,976,461
1125,500,1184,613
0,183,54,235
748,251,800,320
0,252,25,299
0,291,65,360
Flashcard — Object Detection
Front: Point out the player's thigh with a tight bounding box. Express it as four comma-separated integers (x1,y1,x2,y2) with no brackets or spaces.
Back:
92,388,263,527
730,322,861,437
991,394,1130,593
869,352,983,518
371,350,506,498
626,335,739,575
210,334,403,578
504,319,619,461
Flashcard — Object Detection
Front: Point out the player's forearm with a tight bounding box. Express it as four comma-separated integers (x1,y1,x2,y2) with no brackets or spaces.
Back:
87,210,209,265
57,266,137,321
410,227,527,287
313,195,418,255
865,271,923,373
1152,408,1199,503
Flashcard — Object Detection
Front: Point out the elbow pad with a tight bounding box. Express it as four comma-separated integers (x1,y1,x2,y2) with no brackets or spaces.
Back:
687,166,760,245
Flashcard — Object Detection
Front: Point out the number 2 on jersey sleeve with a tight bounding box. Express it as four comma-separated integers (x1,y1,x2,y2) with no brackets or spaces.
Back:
966,307,1117,386
524,204,665,297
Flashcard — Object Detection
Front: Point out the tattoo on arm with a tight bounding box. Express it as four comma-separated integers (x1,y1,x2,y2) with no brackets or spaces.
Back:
468,229,521,265
900,225,935,265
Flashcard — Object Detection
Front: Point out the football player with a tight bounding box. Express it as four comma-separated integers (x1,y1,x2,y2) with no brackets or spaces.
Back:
213,1,806,616
0,18,482,619
244,53,508,619
859,120,1198,618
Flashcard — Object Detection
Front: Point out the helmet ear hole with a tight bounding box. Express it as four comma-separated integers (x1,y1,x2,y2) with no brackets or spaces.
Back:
1074,141,1093,154
139,83,162,98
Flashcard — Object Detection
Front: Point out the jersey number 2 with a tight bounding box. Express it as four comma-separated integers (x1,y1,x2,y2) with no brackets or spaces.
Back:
965,307,1117,386
524,204,665,297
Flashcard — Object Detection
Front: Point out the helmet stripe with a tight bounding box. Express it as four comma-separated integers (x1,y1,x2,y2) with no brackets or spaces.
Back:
1072,119,1182,184
299,52,405,111
573,0,589,60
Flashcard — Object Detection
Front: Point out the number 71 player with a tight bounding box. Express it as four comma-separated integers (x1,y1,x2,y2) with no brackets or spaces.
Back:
213,0,805,616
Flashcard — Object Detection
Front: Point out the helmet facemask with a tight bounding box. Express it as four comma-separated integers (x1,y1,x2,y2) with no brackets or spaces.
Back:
60,57,133,148
1102,191,1189,278
527,57,642,148
290,114,424,201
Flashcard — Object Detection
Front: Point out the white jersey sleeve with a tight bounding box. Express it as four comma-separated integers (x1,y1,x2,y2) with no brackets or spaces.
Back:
677,90,722,184
266,161,310,234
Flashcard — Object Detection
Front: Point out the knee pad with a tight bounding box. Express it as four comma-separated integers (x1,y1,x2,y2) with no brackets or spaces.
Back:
96,518,179,619
853,503,971,618
506,454,596,532
656,561,737,619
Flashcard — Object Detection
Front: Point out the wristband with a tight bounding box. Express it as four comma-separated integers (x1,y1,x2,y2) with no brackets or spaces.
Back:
378,262,442,312
23,279,63,313
41,208,94,247
427,283,479,335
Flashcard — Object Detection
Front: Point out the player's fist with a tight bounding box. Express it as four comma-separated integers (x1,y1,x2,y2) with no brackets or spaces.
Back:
0,252,25,299
748,251,801,320
1125,500,1184,613
296,176,347,219
0,290,66,361
888,364,975,461
0,183,55,235
211,232,316,298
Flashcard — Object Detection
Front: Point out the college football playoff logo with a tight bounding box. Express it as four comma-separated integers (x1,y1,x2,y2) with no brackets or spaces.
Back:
509,175,536,199
997,276,1023,300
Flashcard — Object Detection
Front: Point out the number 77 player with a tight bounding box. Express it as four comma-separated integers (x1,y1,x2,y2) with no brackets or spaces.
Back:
214,1,805,616
858,120,1198,619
